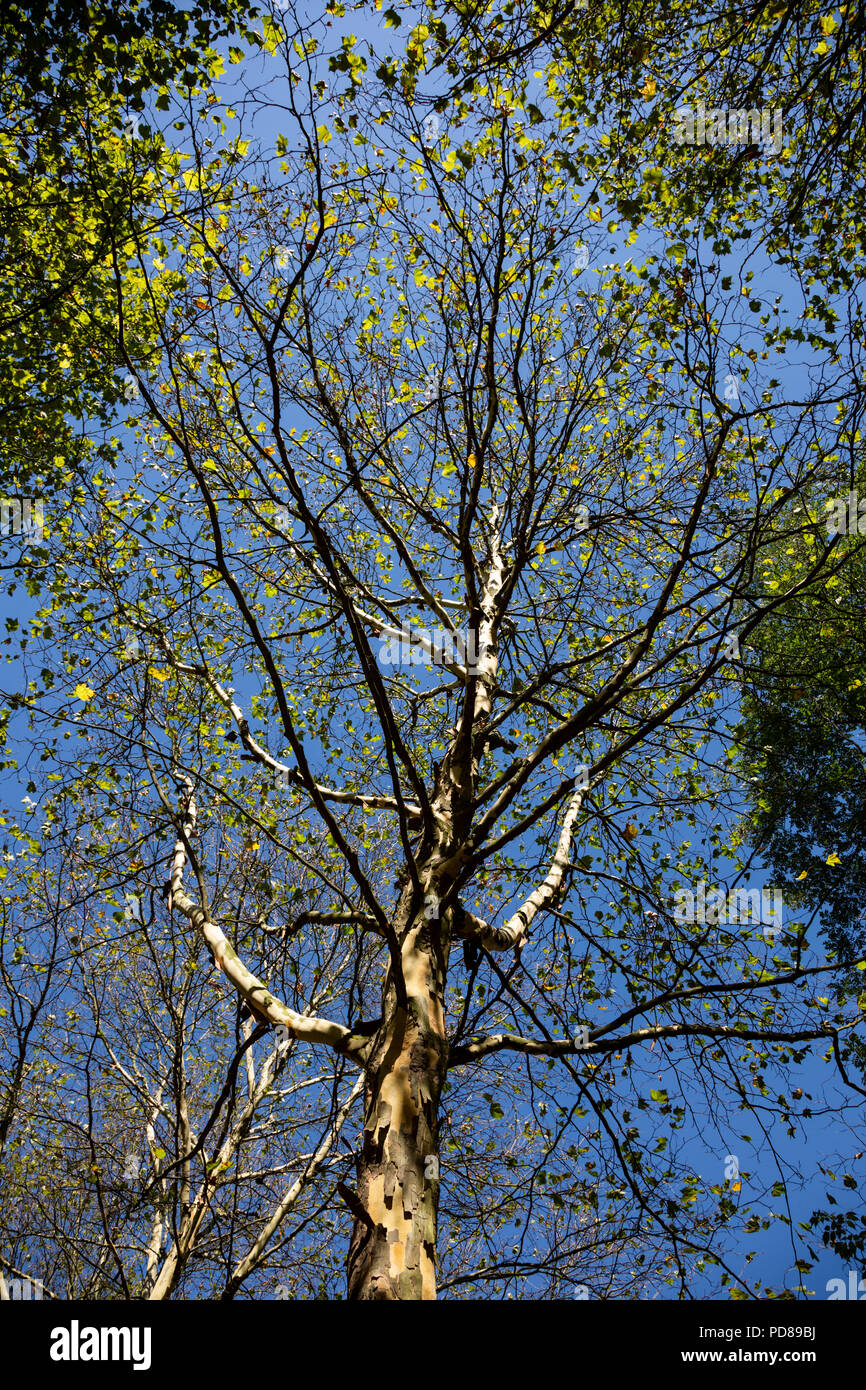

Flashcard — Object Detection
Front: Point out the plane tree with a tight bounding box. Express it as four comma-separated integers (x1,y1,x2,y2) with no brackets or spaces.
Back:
5,9,866,1300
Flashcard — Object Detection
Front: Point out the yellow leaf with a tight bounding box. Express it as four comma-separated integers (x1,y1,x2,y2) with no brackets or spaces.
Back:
73,683,95,702
796,869,808,880
826,851,842,866
148,668,170,683
467,452,477,468
641,78,657,98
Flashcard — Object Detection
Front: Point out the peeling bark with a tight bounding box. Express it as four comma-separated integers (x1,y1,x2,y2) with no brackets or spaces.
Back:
346,916,448,1300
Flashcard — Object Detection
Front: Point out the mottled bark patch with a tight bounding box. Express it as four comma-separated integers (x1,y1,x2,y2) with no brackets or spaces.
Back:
346,929,449,1300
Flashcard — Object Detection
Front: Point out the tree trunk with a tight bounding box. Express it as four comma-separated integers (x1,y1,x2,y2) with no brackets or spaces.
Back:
346,916,448,1300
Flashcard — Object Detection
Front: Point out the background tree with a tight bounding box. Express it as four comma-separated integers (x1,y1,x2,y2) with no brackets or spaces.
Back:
0,0,258,510
734,468,866,1271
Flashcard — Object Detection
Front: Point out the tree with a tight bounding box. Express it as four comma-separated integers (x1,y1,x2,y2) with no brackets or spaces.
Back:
4,1,866,1301
0,779,370,1300
736,497,866,962
0,0,258,508
734,469,866,1271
